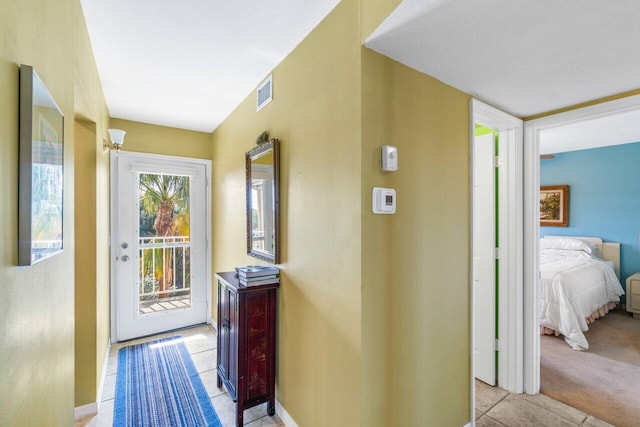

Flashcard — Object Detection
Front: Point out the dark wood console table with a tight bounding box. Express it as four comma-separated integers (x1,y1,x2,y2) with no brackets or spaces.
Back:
215,271,279,426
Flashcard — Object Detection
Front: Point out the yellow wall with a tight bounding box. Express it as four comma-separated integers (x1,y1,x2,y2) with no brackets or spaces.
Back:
210,0,472,425
109,118,212,160
0,0,77,424
73,0,112,408
360,0,403,42
75,119,98,406
360,47,394,426
1,0,470,424
360,2,472,425
361,48,471,425
212,1,363,425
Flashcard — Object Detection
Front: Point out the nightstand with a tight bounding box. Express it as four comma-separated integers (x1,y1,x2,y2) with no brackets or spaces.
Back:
626,273,640,318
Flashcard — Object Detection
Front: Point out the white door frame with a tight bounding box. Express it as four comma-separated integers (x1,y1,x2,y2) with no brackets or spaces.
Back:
470,99,524,411
522,93,640,394
110,150,212,343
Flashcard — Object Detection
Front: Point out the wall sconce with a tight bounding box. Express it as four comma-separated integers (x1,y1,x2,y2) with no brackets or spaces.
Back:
104,128,126,151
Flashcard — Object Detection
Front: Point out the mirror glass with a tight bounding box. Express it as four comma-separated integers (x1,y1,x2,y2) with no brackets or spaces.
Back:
19,65,65,265
246,139,279,263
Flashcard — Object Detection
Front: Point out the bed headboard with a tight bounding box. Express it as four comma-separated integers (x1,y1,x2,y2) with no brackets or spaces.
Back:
543,235,621,279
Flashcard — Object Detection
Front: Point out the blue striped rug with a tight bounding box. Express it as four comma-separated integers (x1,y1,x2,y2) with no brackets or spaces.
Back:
113,336,222,427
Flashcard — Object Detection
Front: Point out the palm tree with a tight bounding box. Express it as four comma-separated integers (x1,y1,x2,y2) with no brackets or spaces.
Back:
139,173,190,298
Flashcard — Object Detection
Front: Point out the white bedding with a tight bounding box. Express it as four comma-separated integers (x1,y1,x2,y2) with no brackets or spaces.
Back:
539,247,625,350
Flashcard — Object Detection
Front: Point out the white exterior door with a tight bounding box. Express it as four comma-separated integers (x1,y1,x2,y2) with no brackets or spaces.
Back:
112,152,210,342
473,132,497,386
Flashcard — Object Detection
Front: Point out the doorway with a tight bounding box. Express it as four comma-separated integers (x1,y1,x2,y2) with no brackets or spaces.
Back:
110,151,212,342
471,99,524,416
523,93,640,393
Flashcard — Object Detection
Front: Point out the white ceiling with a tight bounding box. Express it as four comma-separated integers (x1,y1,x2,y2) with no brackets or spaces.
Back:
366,0,640,153
82,0,640,151
80,0,340,133
539,109,640,155
366,0,640,118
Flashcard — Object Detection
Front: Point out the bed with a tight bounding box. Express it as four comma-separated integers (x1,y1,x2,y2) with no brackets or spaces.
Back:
539,235,625,350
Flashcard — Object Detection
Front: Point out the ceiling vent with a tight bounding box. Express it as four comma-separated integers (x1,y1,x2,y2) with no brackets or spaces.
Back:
257,74,273,111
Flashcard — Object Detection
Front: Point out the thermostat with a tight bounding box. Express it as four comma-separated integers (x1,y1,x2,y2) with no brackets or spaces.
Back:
372,187,396,214
381,145,398,171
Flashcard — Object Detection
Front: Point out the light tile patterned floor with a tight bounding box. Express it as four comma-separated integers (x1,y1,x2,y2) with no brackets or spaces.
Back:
77,326,616,427
475,380,614,427
76,324,283,427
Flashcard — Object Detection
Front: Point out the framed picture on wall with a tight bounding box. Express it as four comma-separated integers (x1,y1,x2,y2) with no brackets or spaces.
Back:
540,185,569,227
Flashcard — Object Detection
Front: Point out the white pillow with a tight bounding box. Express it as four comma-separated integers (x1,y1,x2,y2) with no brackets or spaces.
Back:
540,237,596,254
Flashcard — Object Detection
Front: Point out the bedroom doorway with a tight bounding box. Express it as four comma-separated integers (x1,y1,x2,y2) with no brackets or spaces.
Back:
471,99,524,401
522,93,640,396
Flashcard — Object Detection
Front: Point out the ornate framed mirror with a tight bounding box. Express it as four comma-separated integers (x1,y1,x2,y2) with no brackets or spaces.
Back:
246,138,280,263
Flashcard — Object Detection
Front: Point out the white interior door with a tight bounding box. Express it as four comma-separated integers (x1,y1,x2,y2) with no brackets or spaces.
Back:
112,152,210,342
471,99,524,396
473,132,497,386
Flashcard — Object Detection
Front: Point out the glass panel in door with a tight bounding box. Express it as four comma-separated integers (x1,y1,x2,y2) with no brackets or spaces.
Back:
138,173,192,315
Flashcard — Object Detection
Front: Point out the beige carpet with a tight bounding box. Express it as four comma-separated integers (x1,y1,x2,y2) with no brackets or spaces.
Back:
540,309,640,427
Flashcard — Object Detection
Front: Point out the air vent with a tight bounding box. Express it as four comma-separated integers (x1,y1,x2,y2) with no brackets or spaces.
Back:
257,74,272,111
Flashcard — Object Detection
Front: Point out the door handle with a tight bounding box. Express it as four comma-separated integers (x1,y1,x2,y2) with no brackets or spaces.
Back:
121,255,129,262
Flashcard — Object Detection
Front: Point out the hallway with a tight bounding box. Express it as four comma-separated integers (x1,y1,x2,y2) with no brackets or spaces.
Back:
76,324,283,426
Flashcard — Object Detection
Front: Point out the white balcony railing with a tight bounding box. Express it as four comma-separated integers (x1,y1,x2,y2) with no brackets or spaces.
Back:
138,235,191,301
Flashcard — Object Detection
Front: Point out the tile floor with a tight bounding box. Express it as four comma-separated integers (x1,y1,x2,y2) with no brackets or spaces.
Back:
475,380,614,427
75,324,283,427
75,325,616,427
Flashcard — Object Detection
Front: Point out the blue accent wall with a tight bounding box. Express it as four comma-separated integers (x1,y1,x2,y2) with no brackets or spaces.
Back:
541,141,640,297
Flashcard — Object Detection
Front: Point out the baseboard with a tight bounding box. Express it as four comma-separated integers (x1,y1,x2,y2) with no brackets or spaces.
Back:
74,402,98,420
276,399,298,427
75,341,111,420
96,341,111,405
